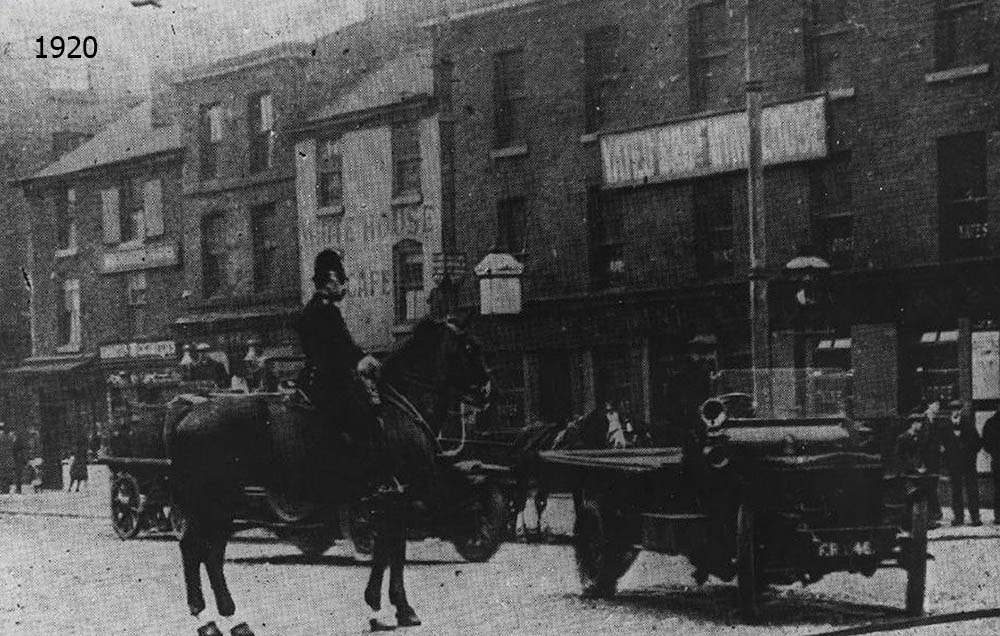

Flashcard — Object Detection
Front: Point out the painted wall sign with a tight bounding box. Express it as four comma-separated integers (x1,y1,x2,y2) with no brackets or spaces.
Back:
102,242,179,273
601,95,827,187
972,331,1000,400
99,340,177,360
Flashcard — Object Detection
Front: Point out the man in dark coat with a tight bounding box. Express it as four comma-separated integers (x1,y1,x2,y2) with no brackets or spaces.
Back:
981,410,1000,520
296,249,392,490
896,400,944,524
943,400,982,526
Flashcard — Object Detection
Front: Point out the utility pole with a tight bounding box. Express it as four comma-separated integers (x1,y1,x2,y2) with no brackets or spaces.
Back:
745,0,771,407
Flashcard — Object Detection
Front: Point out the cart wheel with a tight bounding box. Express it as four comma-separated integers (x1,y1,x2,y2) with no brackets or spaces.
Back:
111,473,143,540
276,524,338,557
904,498,929,616
265,488,318,524
573,492,639,599
339,502,373,561
452,485,506,563
736,503,761,623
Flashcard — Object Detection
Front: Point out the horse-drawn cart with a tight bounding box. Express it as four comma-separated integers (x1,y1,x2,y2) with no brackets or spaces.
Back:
98,370,509,562
540,368,936,622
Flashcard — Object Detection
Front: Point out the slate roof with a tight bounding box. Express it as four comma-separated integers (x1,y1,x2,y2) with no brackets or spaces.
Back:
306,47,434,124
24,101,182,182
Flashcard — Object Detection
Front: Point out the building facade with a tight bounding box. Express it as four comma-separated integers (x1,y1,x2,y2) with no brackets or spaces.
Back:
294,46,444,351
11,102,186,487
430,0,1000,445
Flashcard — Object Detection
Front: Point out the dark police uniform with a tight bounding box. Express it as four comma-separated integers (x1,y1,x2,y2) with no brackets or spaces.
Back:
295,287,366,428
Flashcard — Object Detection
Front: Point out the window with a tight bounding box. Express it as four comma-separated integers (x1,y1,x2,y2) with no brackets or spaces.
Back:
100,178,162,245
804,0,853,91
392,121,422,198
317,138,344,210
201,212,226,297
693,176,738,279
810,153,854,268
497,197,527,254
689,0,731,112
251,203,279,292
248,93,275,172
125,272,147,337
583,26,620,133
935,0,985,71
56,187,77,252
938,131,988,260
120,176,145,243
199,103,223,179
394,240,426,322
58,279,81,350
588,187,626,290
493,49,526,148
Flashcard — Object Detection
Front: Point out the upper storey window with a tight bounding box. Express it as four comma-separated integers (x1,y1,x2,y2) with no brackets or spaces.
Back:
493,49,526,149
934,0,985,71
199,103,223,180
248,92,275,173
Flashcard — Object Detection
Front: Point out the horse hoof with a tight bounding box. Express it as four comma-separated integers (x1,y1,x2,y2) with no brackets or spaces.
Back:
364,587,381,611
396,608,422,627
197,622,224,636
369,618,397,632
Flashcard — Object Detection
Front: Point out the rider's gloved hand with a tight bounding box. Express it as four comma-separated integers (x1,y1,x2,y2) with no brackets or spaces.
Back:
356,355,382,379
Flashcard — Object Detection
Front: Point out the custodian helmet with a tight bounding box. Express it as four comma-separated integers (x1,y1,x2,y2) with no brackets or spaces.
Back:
312,249,346,287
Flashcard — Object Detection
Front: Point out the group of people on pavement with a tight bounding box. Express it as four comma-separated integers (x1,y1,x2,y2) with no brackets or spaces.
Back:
896,397,1000,527
0,422,43,494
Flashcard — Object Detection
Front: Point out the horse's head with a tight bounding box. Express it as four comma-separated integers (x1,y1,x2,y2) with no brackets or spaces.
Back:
401,318,492,408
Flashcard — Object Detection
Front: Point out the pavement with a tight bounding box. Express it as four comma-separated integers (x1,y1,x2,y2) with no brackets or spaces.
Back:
0,464,997,544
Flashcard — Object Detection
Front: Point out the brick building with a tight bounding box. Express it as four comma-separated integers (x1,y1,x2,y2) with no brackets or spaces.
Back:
425,0,1000,444
169,22,411,370
10,101,185,487
293,45,445,352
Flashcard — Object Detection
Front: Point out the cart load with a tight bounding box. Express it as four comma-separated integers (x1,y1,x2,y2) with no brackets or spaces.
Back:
542,368,935,622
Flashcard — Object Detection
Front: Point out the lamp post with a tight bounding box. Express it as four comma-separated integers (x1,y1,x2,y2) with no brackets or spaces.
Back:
745,0,771,408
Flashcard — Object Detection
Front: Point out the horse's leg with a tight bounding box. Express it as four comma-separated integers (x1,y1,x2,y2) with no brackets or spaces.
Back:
390,520,420,627
204,520,236,620
364,499,389,612
534,486,549,538
179,526,206,617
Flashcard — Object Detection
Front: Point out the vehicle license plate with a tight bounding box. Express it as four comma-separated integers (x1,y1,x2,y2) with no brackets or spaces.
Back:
816,540,873,558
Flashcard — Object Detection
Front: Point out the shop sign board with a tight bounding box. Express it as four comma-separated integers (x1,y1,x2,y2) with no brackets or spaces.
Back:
99,340,177,360
972,331,1000,400
102,242,179,273
601,95,827,187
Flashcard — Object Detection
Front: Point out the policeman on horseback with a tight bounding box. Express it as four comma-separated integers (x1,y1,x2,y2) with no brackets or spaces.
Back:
296,248,400,494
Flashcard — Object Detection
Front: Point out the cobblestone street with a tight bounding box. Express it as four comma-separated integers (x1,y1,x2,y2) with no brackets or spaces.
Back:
2,467,1000,636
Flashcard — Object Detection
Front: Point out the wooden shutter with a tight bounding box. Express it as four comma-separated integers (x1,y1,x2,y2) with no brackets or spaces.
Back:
143,179,164,237
101,187,120,244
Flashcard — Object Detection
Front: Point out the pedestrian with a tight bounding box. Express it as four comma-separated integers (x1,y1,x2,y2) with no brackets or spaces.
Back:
919,399,946,524
68,436,89,492
29,457,43,492
943,400,982,526
981,410,1000,523
0,423,14,494
895,402,943,528
11,430,26,494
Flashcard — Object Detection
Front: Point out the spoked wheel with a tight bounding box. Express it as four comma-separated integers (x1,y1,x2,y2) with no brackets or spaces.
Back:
573,490,639,599
451,485,507,562
339,502,373,561
111,473,143,540
904,498,929,616
736,503,762,623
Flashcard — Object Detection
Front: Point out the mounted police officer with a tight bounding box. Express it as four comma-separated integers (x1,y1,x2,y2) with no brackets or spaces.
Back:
296,249,398,493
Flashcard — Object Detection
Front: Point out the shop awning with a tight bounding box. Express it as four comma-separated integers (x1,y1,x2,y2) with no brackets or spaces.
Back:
5,354,94,376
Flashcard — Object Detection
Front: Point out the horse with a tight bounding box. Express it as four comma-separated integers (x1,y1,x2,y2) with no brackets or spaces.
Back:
164,318,492,635
510,402,631,541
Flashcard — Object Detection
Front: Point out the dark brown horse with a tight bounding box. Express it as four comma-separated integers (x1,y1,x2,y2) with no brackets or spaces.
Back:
164,318,491,635
511,403,630,540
